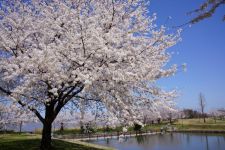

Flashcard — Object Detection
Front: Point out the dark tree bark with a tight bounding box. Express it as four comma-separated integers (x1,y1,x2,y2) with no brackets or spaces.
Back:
40,104,55,150
60,122,64,131
39,95,70,149
41,122,52,150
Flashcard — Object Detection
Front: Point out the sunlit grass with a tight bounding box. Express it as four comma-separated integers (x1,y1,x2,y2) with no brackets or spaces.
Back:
173,118,225,131
0,134,110,150
175,118,225,125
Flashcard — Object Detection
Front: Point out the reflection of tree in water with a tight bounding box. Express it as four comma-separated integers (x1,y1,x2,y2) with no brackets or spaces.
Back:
170,133,174,143
106,138,109,144
135,135,146,145
205,136,209,150
134,133,183,148
186,133,190,144
217,136,223,149
125,136,129,142
157,133,182,146
118,136,129,143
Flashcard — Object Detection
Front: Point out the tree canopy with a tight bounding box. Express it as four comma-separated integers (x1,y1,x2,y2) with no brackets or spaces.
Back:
0,0,180,149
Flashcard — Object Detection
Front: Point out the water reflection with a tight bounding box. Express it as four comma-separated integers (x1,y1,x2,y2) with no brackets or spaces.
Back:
118,136,128,143
205,135,209,150
88,133,225,150
186,133,190,144
106,138,109,144
136,135,147,144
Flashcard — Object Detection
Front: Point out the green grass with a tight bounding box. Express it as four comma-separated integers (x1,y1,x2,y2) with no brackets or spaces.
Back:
138,118,225,132
0,134,110,150
174,124,225,130
175,118,225,125
173,118,225,131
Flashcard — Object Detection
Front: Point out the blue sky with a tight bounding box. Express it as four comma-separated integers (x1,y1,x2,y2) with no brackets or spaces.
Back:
150,0,225,111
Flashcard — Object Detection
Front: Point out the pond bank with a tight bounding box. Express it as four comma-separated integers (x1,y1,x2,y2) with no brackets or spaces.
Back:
55,138,115,150
172,129,225,134
53,130,162,140
55,132,161,150
56,131,161,141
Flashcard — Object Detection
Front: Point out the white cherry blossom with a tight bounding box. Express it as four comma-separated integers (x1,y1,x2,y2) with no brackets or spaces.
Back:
0,0,181,149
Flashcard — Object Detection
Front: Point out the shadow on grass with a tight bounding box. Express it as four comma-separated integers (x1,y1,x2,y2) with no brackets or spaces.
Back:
0,138,102,150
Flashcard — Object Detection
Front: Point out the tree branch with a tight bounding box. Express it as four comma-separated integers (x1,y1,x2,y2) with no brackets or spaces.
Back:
64,84,85,104
0,86,44,123
0,86,12,95
74,95,101,102
29,106,45,123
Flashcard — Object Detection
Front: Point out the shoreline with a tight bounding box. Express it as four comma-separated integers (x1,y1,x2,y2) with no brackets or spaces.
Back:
67,132,161,141
54,132,161,150
172,129,225,134
53,130,161,140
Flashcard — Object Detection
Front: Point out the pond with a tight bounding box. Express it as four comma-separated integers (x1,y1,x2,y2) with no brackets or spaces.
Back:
87,133,225,150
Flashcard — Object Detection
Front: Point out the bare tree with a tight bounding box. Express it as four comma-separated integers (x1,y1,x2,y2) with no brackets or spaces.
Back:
199,93,206,123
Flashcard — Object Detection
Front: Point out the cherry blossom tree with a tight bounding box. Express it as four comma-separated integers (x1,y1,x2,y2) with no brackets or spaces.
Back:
217,108,225,119
52,110,77,130
209,108,225,121
131,84,178,124
0,101,36,132
189,0,225,24
139,97,177,124
0,0,181,149
0,103,16,131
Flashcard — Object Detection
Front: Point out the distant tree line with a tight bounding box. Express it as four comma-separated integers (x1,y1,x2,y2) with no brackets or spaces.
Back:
182,109,205,119
181,108,225,120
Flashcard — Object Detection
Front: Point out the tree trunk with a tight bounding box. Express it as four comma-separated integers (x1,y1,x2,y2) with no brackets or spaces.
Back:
40,122,52,150
19,121,22,134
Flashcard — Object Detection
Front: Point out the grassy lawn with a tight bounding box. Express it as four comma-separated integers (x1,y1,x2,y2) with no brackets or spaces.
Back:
0,134,111,150
141,118,225,132
175,118,225,125
173,118,225,131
